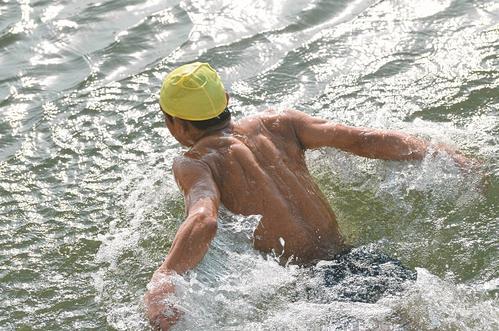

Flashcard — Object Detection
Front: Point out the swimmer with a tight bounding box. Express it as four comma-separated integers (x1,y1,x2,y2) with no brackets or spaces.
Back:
144,62,473,330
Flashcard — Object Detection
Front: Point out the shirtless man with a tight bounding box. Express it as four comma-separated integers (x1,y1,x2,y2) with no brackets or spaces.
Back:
144,62,470,330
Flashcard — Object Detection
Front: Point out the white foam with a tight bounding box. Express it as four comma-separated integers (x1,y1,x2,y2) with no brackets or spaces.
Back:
383,268,499,330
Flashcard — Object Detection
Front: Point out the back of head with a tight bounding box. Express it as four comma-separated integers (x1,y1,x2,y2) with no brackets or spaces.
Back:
159,62,227,122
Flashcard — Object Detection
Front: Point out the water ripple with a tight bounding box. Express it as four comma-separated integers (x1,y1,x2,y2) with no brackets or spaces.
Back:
0,0,498,330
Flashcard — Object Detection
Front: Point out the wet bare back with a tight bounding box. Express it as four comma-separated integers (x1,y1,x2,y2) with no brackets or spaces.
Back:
183,111,346,263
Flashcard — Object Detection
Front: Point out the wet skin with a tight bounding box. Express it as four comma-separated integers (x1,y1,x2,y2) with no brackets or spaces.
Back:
144,109,470,330
182,112,348,262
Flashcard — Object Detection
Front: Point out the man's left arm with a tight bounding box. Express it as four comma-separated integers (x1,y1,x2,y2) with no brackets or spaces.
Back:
286,110,472,166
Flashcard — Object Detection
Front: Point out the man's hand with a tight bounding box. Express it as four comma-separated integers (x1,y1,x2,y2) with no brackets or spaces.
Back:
430,143,479,172
144,270,182,331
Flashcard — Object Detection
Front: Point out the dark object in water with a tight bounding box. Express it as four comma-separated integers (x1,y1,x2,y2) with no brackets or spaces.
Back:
304,246,417,303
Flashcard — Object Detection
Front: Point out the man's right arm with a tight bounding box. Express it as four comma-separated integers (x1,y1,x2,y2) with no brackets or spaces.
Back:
144,156,220,330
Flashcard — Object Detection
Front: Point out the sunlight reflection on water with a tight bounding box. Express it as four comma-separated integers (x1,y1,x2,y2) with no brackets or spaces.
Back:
0,0,497,330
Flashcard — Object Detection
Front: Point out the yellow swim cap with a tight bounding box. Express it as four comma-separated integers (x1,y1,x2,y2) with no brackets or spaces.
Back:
159,62,227,121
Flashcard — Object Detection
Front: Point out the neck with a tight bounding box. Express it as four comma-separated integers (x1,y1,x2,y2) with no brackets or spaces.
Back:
197,120,233,140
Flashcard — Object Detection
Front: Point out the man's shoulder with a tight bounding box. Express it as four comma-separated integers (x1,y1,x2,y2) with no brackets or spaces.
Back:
172,154,195,171
174,151,210,166
188,134,234,158
253,109,306,137
252,108,303,121
236,108,300,130
177,138,229,171
172,154,213,178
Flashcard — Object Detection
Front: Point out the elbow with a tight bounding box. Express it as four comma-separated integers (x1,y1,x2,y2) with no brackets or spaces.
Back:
189,208,218,237
200,214,218,237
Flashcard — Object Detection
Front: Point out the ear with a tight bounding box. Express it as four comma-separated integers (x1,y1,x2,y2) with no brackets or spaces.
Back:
175,118,197,138
178,118,191,131
164,113,172,125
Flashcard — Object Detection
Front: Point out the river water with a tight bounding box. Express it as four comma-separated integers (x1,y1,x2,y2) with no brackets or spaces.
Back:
0,0,498,330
